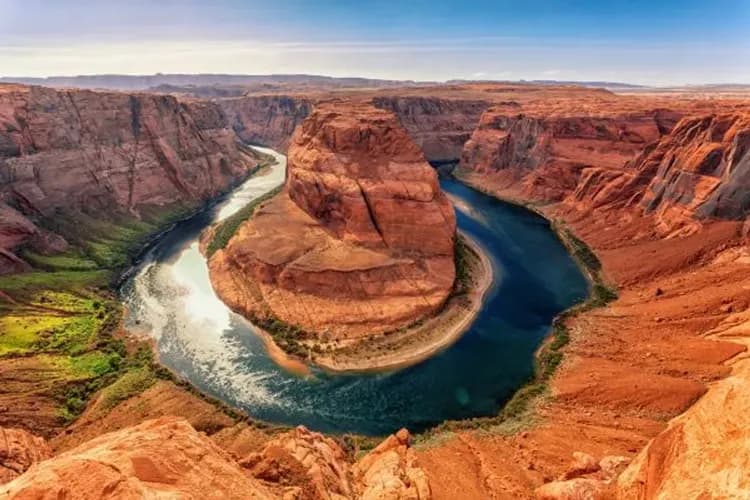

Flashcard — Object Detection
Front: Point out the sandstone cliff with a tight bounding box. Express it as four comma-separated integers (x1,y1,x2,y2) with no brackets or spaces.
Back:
372,96,488,162
218,95,313,151
0,417,277,499
209,102,456,339
0,84,258,274
457,102,678,202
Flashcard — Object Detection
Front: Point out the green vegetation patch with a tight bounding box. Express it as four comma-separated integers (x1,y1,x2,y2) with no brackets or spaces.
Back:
0,314,69,356
0,291,115,358
205,185,283,257
0,270,109,294
20,250,99,272
97,367,157,412
453,235,476,293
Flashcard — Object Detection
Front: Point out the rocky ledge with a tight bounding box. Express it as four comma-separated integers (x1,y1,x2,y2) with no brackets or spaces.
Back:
206,102,487,368
0,417,431,500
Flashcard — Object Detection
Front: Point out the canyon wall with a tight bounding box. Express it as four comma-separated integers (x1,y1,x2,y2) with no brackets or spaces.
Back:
217,94,487,163
458,93,750,234
0,84,258,273
217,95,312,151
208,102,456,339
372,96,488,162
568,113,750,237
458,102,680,202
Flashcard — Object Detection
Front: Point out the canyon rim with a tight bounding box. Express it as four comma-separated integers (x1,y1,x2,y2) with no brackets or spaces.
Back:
1,1,750,499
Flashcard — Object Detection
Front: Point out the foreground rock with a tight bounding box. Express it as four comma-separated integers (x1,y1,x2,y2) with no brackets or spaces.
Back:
353,428,430,500
209,102,456,340
616,310,750,499
2,416,432,500
239,425,352,500
0,417,276,499
0,428,51,484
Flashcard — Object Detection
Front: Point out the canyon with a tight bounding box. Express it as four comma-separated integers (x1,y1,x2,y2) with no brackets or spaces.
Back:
0,79,749,498
0,84,262,274
206,101,482,369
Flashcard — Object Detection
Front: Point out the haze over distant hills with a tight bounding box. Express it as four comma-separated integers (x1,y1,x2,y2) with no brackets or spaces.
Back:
3,74,749,95
0,74,427,91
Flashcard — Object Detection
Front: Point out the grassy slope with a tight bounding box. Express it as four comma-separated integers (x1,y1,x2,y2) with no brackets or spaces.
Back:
0,203,206,425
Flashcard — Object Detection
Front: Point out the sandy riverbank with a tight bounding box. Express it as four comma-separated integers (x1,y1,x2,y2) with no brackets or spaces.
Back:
307,232,494,373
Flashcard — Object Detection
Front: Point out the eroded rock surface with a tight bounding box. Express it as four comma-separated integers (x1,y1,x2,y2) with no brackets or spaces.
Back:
353,428,430,500
458,101,673,202
0,84,258,273
0,417,276,499
209,102,456,338
239,426,352,500
0,427,51,485
372,96,488,162
218,95,313,151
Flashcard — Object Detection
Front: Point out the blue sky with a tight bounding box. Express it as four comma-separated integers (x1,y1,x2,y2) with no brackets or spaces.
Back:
1,0,748,84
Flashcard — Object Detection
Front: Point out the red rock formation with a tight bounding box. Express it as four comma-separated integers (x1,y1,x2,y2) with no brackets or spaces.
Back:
569,113,750,235
353,428,431,500
0,427,51,484
209,102,456,339
239,425,352,499
458,102,674,202
2,417,433,500
372,96,488,162
0,84,258,273
0,417,277,499
218,94,312,151
617,311,750,499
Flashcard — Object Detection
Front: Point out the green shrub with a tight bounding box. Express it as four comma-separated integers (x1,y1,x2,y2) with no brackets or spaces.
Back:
206,186,283,257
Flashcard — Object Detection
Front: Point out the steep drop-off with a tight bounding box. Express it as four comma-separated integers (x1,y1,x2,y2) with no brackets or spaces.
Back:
217,94,313,151
457,101,680,202
372,96,488,162
446,95,750,498
571,113,750,235
208,102,456,340
0,84,259,274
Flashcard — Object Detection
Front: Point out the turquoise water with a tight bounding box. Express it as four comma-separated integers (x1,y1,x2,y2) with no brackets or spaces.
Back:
121,150,589,436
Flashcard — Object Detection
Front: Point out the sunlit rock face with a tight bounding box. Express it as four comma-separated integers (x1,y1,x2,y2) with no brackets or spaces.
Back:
458,101,675,202
0,417,278,499
569,112,750,234
0,84,257,274
209,102,457,339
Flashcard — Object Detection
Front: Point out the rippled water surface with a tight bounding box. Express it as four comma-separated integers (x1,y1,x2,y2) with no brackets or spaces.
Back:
121,148,589,435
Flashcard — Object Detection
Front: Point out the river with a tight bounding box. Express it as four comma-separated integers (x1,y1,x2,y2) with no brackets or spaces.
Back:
120,147,588,436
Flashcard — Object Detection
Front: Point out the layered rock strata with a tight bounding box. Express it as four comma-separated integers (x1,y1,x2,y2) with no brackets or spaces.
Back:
0,84,258,273
572,113,750,234
372,96,488,162
209,102,456,339
458,102,678,201
218,95,313,151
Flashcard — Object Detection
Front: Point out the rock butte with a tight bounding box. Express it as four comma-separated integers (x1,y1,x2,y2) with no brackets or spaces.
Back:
208,102,457,339
1,80,750,498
